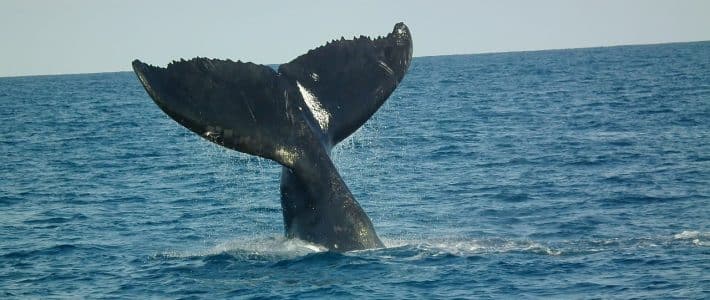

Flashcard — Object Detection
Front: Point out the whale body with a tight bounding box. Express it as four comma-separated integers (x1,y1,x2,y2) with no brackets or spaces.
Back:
132,23,412,251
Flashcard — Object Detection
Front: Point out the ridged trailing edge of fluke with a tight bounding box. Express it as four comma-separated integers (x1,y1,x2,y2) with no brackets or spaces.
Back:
132,23,413,251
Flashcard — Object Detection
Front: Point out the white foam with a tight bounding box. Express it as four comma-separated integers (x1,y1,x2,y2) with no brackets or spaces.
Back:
157,236,326,260
673,230,700,239
297,81,330,130
673,230,708,246
380,237,563,256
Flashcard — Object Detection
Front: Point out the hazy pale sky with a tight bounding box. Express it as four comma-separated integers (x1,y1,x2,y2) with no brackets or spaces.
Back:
1,0,709,77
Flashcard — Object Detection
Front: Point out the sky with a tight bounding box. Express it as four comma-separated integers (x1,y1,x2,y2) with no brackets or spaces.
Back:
1,0,709,77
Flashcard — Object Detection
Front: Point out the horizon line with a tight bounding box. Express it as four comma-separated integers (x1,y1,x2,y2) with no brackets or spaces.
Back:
2,39,708,79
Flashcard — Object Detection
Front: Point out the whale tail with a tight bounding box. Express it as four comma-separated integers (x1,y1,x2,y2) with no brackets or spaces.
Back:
132,23,412,251
132,23,411,164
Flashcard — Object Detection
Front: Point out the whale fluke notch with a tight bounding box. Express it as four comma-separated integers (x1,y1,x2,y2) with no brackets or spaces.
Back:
132,23,413,251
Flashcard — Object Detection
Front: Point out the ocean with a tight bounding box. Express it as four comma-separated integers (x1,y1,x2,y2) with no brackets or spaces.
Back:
1,41,708,298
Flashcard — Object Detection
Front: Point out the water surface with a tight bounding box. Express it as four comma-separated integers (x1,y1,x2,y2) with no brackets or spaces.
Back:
1,41,709,298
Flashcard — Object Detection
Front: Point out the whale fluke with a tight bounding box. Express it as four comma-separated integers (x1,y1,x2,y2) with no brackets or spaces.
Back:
132,23,412,251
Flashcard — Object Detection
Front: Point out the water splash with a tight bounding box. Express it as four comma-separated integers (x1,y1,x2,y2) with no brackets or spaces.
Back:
156,236,326,261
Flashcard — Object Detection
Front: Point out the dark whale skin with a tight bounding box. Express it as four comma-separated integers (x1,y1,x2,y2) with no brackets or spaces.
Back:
132,23,412,251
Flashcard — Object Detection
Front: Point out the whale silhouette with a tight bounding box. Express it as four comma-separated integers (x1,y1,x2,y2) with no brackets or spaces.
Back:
132,23,412,251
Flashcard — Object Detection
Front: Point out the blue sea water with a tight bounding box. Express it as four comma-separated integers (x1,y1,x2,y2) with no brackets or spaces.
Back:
1,41,709,298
